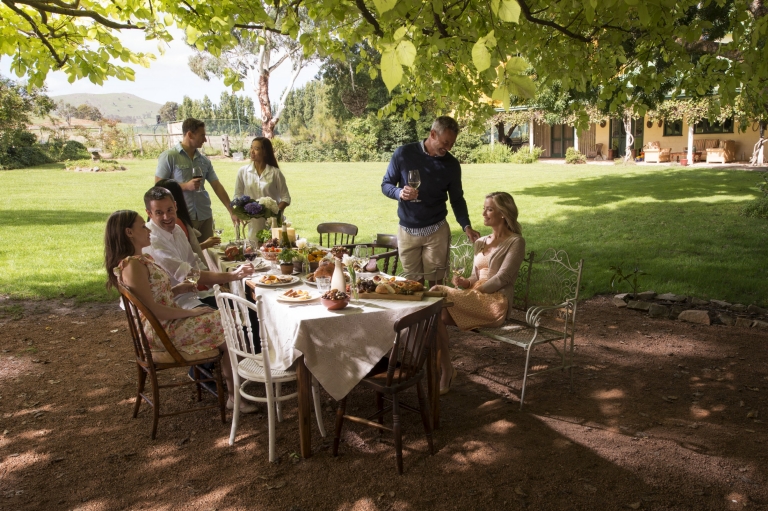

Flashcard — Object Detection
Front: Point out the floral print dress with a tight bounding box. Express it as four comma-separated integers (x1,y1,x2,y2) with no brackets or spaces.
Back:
433,249,508,331
117,254,223,355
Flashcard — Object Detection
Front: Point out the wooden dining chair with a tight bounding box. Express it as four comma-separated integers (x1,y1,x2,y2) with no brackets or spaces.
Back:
317,222,358,247
340,234,400,274
117,283,226,439
332,299,443,474
214,287,326,462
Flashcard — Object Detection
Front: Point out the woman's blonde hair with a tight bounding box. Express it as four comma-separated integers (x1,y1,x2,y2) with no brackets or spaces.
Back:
486,192,522,234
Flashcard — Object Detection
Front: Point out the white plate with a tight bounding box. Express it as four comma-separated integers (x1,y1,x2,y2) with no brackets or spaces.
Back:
276,291,320,303
302,276,317,286
251,275,300,287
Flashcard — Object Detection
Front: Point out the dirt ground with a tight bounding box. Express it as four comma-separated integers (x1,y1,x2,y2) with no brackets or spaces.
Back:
1,295,767,511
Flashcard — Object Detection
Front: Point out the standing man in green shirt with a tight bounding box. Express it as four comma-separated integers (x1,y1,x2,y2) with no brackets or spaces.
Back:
155,118,238,242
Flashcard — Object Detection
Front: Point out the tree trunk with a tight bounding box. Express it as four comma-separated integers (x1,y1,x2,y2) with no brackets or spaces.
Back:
257,73,275,139
623,113,634,164
750,122,766,165
496,122,505,142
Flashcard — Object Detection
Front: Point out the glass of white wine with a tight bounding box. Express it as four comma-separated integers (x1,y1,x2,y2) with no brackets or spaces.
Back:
185,268,201,299
407,169,421,203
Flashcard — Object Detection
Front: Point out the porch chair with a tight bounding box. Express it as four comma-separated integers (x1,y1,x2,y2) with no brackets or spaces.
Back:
214,288,326,462
474,248,583,409
332,299,443,474
644,141,671,163
317,222,358,247
706,140,737,163
118,283,226,439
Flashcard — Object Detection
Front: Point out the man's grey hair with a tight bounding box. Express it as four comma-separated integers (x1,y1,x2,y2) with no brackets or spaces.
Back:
431,116,460,135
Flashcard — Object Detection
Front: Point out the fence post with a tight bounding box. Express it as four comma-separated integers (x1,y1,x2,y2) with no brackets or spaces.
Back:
138,134,144,157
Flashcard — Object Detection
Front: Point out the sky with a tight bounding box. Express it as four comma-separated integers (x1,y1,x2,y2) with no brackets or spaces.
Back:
0,28,320,114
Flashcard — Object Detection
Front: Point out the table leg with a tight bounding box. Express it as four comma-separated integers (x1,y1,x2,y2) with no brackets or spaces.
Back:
296,355,313,458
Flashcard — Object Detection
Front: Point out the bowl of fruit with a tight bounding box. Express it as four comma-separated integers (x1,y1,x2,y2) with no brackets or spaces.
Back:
260,238,282,262
321,289,349,310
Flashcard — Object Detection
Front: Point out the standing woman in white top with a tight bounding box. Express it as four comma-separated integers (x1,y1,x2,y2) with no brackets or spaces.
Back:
234,137,291,241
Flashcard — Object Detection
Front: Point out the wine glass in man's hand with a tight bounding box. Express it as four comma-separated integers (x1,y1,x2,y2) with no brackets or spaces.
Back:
407,170,421,202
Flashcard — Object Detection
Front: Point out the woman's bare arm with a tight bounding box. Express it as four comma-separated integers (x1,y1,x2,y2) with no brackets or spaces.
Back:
121,259,211,321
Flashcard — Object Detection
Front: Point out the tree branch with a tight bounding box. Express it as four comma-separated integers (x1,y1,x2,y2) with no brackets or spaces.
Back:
516,0,591,43
10,0,141,30
233,23,284,34
677,38,742,61
3,0,68,66
432,10,449,37
354,0,383,37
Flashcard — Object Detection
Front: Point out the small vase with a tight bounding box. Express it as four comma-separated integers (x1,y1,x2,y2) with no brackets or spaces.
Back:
331,259,346,293
349,269,359,301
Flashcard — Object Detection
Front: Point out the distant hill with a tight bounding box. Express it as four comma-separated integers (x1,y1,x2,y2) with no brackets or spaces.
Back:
50,93,163,124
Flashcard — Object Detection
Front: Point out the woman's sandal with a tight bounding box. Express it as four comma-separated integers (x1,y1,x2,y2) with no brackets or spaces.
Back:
440,367,458,395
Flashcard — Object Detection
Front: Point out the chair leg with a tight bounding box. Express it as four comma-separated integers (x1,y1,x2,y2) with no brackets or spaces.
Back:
332,397,347,456
520,346,535,411
229,382,241,447
267,392,279,463
311,376,326,438
192,365,202,402
275,382,283,422
133,365,146,418
214,361,226,424
392,393,403,475
416,380,434,455
149,368,160,440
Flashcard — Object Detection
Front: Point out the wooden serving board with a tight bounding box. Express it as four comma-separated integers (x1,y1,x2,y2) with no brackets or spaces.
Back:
358,292,424,301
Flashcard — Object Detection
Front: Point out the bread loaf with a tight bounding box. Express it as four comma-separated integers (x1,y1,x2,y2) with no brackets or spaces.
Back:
375,283,395,294
314,261,334,279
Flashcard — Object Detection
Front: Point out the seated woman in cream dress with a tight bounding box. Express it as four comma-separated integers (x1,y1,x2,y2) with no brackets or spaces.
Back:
234,137,291,240
431,192,525,394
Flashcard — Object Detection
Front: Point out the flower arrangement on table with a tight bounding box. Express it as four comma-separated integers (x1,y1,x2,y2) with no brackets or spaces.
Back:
342,253,365,300
230,196,281,226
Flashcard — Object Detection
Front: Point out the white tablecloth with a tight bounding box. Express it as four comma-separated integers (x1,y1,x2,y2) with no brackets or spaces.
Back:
251,279,439,400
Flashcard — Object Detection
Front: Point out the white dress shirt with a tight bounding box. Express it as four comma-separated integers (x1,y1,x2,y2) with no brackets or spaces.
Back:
234,163,291,238
142,219,205,309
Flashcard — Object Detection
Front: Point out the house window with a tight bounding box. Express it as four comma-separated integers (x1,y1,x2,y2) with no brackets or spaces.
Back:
664,120,683,137
694,118,734,134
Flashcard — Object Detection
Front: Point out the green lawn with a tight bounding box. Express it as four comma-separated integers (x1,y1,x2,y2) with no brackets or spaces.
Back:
1,160,766,305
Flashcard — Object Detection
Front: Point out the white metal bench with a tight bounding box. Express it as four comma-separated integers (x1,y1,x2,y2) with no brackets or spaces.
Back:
474,248,583,409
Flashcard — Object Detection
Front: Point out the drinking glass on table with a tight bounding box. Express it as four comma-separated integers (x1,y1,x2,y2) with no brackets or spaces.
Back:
316,277,331,294
407,169,421,202
184,268,201,299
353,245,371,272
212,220,223,246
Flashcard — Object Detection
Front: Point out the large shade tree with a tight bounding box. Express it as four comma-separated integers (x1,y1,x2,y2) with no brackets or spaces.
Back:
3,0,768,130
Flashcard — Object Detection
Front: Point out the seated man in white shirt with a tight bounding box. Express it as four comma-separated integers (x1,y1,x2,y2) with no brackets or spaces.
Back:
143,186,254,309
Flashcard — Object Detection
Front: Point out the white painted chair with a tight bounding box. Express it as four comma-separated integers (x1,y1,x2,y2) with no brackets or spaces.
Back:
214,287,326,462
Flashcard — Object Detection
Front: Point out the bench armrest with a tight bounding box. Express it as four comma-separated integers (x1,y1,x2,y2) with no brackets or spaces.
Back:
525,300,576,327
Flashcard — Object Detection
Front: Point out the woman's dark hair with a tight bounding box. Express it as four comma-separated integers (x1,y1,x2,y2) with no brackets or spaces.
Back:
155,179,193,227
104,210,139,290
251,137,279,168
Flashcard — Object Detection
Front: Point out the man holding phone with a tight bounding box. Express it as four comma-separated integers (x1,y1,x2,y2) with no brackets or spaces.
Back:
155,118,238,242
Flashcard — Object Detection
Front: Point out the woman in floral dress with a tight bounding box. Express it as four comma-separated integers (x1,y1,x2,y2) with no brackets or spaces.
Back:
431,192,526,394
105,210,254,412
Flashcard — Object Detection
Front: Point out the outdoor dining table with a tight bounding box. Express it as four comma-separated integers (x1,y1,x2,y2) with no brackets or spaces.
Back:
244,276,442,458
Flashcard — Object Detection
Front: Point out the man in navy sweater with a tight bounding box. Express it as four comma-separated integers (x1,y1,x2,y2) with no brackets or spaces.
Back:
381,116,481,283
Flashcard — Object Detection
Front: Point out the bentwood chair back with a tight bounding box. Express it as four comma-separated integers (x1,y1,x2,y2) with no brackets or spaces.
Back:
332,299,443,474
214,287,326,461
117,283,226,439
317,222,358,247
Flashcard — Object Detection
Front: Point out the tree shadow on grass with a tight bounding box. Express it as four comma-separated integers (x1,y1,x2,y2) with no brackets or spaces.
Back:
515,179,767,303
519,168,760,208
0,209,109,227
